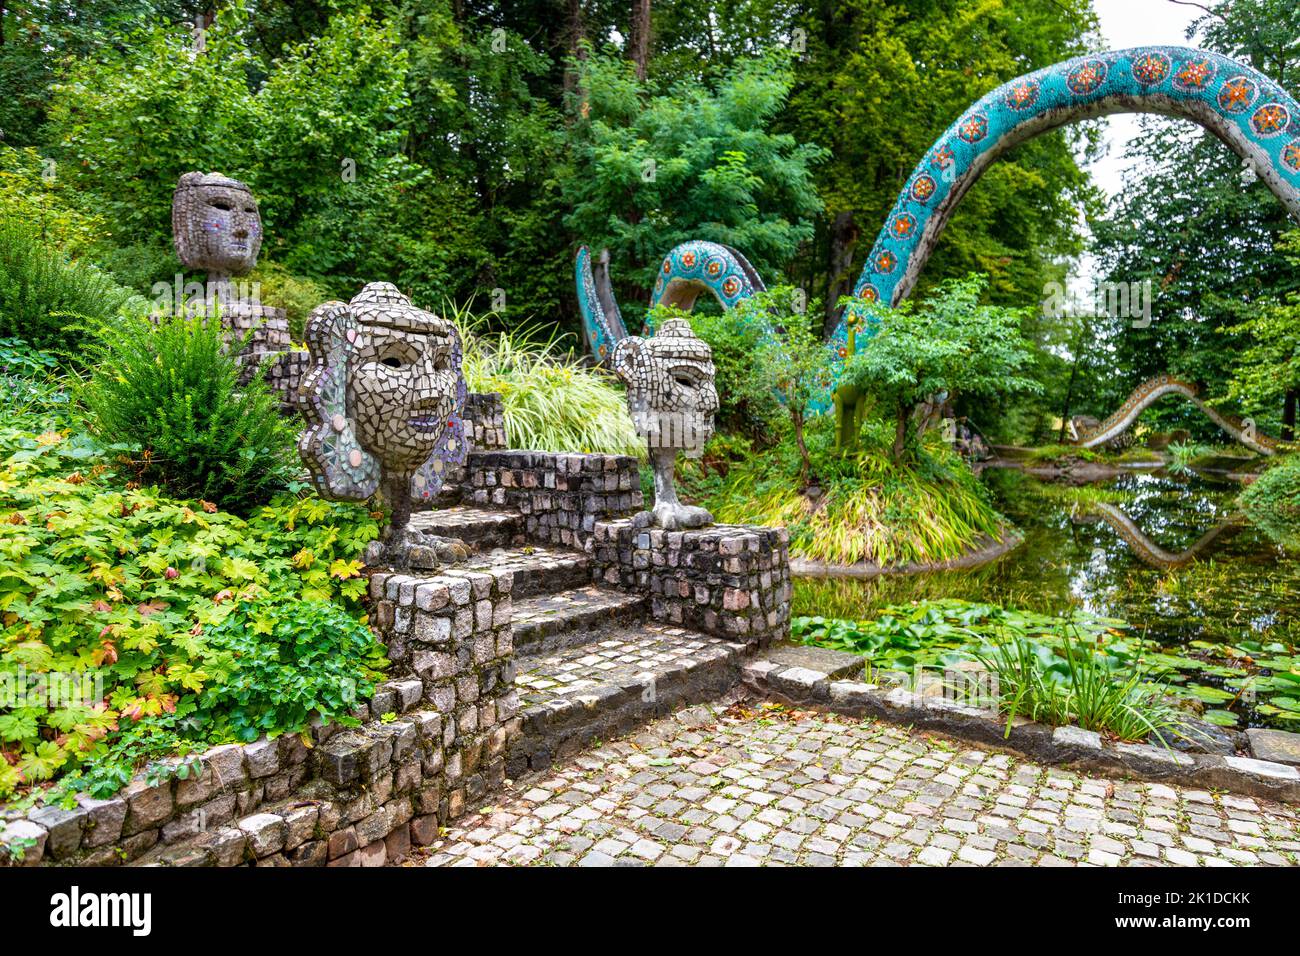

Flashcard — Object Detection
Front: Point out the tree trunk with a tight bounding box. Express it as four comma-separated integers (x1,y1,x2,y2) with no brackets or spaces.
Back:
562,0,588,96
823,210,858,338
892,405,908,461
1283,388,1297,443
628,0,651,81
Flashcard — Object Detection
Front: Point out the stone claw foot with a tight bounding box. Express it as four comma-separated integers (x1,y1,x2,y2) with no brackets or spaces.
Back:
632,502,715,531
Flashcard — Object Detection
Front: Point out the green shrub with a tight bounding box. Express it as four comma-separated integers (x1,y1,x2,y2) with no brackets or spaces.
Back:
448,301,643,456
197,598,387,743
1241,456,1300,548
77,310,297,513
0,146,106,255
0,217,141,355
0,413,380,799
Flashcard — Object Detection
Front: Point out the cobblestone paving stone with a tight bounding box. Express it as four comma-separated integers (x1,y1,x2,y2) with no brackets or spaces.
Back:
412,701,1300,867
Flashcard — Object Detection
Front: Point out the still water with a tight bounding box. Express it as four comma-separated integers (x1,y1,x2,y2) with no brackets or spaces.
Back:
795,466,1297,646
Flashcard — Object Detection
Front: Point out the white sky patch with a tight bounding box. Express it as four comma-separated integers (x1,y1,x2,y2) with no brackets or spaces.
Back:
1071,0,1204,291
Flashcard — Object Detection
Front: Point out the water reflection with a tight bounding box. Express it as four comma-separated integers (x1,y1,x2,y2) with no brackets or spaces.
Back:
793,468,1299,649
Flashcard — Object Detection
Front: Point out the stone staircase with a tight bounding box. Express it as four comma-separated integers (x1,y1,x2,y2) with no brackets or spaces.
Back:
410,506,752,777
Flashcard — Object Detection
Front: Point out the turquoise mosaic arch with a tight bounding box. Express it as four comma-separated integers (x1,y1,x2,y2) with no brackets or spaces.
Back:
576,241,765,366
579,47,1300,393
841,45,1300,351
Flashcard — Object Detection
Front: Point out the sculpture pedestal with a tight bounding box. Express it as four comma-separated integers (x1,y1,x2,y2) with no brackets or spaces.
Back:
590,521,791,645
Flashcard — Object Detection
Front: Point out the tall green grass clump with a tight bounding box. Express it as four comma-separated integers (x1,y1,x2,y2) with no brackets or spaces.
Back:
77,311,296,512
702,415,1005,567
977,632,1188,745
445,301,643,456
0,217,142,355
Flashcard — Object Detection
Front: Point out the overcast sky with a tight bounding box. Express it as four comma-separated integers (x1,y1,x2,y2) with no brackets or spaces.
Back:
1087,0,1203,197
1071,0,1204,287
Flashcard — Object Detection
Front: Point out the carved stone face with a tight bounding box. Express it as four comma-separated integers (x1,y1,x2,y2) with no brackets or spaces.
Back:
172,172,263,276
346,284,459,474
613,318,718,454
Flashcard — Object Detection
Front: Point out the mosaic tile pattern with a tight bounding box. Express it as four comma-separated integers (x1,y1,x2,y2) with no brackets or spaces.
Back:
612,319,718,530
416,704,1300,867
171,171,263,279
298,283,469,567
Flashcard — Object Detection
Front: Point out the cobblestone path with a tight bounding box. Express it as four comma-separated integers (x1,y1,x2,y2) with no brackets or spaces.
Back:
412,701,1300,867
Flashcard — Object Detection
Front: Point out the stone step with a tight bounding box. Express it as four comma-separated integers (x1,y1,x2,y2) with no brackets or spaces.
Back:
512,586,648,655
460,545,592,599
506,624,748,776
409,506,524,551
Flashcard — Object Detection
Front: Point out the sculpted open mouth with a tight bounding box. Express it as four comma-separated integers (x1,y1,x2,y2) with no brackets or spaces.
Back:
408,415,444,433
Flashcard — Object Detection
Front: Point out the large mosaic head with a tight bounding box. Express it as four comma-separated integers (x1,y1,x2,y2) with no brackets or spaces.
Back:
613,319,718,530
298,283,469,511
612,318,719,455
172,171,263,276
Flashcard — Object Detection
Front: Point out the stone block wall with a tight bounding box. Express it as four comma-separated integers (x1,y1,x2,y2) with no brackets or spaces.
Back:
591,521,791,645
5,564,519,868
463,450,642,548
463,392,507,451
367,565,520,816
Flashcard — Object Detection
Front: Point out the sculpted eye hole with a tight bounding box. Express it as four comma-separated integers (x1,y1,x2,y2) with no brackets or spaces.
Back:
381,356,404,369
210,198,234,212
673,374,696,388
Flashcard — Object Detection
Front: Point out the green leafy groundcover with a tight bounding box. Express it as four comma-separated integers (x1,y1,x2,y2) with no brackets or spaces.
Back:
793,600,1300,728
0,417,387,800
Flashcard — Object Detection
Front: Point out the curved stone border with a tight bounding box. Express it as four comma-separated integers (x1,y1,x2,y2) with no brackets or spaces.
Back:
742,657,1300,805
790,531,1021,579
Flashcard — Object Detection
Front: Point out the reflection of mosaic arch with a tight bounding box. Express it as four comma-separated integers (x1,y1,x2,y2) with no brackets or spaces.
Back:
298,296,469,503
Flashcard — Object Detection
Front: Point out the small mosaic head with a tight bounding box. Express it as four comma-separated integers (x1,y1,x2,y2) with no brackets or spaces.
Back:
172,171,263,276
298,282,468,503
612,318,718,454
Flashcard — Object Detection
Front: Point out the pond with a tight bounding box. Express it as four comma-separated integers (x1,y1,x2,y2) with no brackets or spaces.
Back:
793,464,1300,729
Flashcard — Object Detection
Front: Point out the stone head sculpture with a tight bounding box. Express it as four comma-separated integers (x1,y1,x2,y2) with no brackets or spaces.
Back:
612,317,719,530
298,282,469,569
172,172,263,279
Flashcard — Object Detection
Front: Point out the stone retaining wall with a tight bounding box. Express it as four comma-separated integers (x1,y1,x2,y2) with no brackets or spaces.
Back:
591,522,791,645
463,450,642,548
463,392,507,452
3,564,519,868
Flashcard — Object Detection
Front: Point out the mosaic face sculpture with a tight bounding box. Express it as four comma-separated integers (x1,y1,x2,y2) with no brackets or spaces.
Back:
612,318,718,530
298,283,469,570
172,172,263,278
